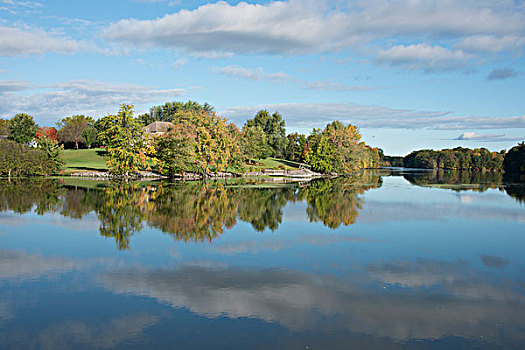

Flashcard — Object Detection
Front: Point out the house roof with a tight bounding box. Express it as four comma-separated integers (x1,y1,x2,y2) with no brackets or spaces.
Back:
145,121,176,133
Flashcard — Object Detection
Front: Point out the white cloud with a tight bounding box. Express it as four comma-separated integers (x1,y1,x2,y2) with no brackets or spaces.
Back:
172,58,186,69
103,0,525,71
301,80,382,92
376,44,472,72
454,132,522,142
455,35,525,53
0,26,86,56
218,65,291,82
0,79,185,124
222,102,525,130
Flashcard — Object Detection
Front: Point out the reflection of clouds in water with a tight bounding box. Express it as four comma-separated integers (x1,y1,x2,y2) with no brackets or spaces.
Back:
0,211,100,232
0,249,79,280
99,263,525,344
214,233,372,255
358,200,525,223
367,258,466,288
6,313,159,350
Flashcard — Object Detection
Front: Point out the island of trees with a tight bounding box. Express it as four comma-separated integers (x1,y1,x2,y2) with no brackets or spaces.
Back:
0,100,523,178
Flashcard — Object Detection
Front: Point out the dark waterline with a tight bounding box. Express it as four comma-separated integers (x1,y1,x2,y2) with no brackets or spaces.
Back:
0,170,524,349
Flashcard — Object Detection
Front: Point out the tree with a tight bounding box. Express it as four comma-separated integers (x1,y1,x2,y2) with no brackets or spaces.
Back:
81,127,98,148
245,110,288,158
503,142,525,174
138,100,215,125
35,135,65,174
0,139,53,178
155,124,197,178
284,132,307,162
241,125,268,162
98,104,155,176
57,115,94,149
36,127,59,141
7,113,38,144
0,118,9,136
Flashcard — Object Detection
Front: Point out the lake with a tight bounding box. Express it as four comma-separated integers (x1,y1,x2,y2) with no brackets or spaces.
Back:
0,169,524,349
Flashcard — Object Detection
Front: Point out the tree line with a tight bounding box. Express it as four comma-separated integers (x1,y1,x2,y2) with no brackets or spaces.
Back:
383,144,525,175
2,100,523,177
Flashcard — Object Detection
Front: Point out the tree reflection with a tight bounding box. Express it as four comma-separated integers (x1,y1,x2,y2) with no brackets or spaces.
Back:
5,169,520,251
0,179,64,215
148,182,238,242
300,172,382,228
403,170,504,192
236,187,296,232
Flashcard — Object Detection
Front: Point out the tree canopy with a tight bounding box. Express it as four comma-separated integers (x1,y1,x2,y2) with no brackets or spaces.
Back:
7,113,39,144
57,115,94,149
98,104,155,176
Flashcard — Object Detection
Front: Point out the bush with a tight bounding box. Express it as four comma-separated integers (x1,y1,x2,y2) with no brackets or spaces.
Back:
0,140,55,177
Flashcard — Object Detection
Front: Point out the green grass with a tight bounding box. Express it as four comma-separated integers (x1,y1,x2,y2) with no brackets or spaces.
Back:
244,157,306,171
62,148,108,174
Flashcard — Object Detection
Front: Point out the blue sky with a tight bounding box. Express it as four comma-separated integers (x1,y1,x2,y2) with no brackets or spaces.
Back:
0,0,524,155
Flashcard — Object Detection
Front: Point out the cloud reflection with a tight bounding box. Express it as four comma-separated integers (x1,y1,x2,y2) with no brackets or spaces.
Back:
99,263,525,345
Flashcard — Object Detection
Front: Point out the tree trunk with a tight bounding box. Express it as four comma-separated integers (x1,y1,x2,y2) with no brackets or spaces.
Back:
75,140,79,150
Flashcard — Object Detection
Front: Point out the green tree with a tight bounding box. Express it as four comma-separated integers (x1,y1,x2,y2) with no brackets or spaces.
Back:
98,104,155,176
57,115,94,149
241,125,268,162
7,113,39,144
284,132,307,162
503,142,525,175
0,139,53,178
36,136,65,174
245,110,288,158
81,127,98,148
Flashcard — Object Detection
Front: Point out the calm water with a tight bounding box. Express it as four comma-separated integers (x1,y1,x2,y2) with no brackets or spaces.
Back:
0,170,524,349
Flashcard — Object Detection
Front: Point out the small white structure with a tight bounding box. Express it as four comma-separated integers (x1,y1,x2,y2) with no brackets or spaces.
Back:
145,121,176,135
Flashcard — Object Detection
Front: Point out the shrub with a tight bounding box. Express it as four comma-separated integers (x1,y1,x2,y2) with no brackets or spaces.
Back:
0,139,54,177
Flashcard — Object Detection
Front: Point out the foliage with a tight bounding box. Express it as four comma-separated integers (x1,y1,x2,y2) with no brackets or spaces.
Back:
7,113,39,144
155,124,197,177
57,115,94,149
245,110,288,158
81,127,98,148
0,118,9,136
284,132,307,162
404,147,505,171
36,135,65,174
503,142,525,174
138,100,215,125
241,125,268,162
98,104,155,176
36,127,59,141
303,121,380,174
0,139,54,177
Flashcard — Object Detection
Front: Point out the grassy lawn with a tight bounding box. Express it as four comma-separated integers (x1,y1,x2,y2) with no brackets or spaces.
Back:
244,157,306,171
62,148,108,174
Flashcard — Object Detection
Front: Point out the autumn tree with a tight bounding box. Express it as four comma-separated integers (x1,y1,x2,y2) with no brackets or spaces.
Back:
8,113,39,144
0,118,9,136
155,123,197,178
36,127,59,141
98,104,155,176
57,115,94,149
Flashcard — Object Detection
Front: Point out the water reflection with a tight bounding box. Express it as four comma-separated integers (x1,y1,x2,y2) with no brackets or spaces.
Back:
1,170,524,349
0,173,383,249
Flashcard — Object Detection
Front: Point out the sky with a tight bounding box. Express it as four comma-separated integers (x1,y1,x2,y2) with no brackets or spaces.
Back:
0,0,524,155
